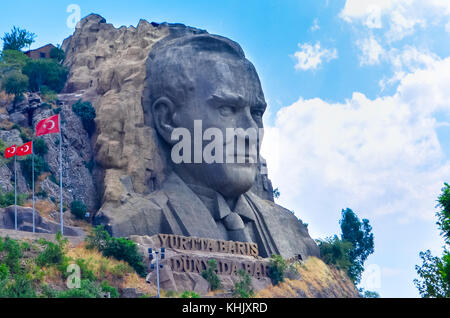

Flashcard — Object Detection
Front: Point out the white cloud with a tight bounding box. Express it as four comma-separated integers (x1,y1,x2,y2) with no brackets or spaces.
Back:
293,42,338,71
310,18,320,32
380,47,440,90
341,0,450,42
446,21,450,33
385,8,426,42
388,46,439,72
340,0,396,21
358,37,385,65
261,56,450,238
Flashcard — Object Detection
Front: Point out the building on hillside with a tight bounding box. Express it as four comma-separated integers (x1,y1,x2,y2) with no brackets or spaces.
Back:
24,44,56,59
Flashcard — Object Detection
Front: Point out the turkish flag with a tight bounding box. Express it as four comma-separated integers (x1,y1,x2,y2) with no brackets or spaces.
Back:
36,114,60,136
4,144,17,158
17,141,33,156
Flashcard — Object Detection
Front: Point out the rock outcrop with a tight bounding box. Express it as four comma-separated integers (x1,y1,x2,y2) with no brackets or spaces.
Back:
0,206,85,236
62,14,169,207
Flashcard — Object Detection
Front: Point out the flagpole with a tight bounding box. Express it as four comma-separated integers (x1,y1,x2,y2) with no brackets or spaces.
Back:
14,154,17,231
32,139,35,233
59,114,63,235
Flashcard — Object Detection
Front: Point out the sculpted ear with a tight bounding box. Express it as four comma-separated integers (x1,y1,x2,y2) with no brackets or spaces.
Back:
152,97,177,145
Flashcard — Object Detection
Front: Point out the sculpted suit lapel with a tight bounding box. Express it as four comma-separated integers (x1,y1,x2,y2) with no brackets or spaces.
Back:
160,173,226,240
246,191,320,259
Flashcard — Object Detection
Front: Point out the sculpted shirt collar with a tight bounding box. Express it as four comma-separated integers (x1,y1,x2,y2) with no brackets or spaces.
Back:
186,183,256,223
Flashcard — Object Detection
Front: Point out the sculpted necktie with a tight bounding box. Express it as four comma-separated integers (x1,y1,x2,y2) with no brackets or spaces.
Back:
216,194,252,242
187,183,253,242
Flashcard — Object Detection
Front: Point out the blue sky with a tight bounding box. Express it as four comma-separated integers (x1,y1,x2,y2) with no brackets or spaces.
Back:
2,0,450,297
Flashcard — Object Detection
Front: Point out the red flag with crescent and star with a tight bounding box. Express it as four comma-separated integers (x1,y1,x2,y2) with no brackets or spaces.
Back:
16,141,33,156
36,114,60,136
4,144,17,158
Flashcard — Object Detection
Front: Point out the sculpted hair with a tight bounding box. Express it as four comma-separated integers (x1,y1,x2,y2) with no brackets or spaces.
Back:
143,33,247,121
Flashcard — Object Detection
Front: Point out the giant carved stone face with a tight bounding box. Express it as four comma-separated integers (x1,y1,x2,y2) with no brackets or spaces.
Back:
149,35,267,199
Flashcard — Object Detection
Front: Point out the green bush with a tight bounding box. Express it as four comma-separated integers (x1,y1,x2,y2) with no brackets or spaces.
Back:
33,138,47,156
22,58,68,93
72,99,96,135
0,190,26,207
75,258,96,281
181,291,200,298
0,263,10,281
20,131,31,143
0,274,36,298
36,190,48,198
86,225,147,277
103,237,147,277
202,259,222,291
86,225,110,251
50,46,65,64
40,102,52,110
40,85,58,103
232,269,254,298
1,71,28,104
317,235,353,272
268,254,287,285
100,281,119,298
0,139,6,158
2,238,22,275
36,241,64,267
20,241,30,252
57,279,102,298
0,50,30,76
20,154,49,187
70,200,87,219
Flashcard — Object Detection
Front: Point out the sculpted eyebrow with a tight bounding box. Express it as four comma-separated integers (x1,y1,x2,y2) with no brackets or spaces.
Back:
208,94,246,106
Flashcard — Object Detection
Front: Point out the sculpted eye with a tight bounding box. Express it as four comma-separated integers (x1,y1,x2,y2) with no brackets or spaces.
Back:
218,105,235,116
251,109,264,119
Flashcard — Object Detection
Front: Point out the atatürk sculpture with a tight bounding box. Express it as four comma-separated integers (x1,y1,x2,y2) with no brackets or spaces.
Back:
98,30,319,259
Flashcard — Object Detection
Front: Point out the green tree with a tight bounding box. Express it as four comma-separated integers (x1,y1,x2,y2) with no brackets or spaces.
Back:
20,155,49,187
181,291,201,298
1,71,28,107
340,208,374,284
0,50,29,76
33,138,47,156
201,259,222,291
268,254,287,285
414,183,450,298
317,235,353,272
22,59,68,92
71,99,96,135
232,269,254,298
50,45,65,64
70,200,87,219
1,26,36,51
437,183,450,244
0,190,26,208
85,225,147,277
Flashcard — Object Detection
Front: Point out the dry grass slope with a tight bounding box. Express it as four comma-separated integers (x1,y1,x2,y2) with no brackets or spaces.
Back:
255,257,359,298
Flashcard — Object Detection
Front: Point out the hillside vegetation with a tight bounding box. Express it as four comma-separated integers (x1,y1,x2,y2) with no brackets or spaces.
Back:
0,231,156,298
